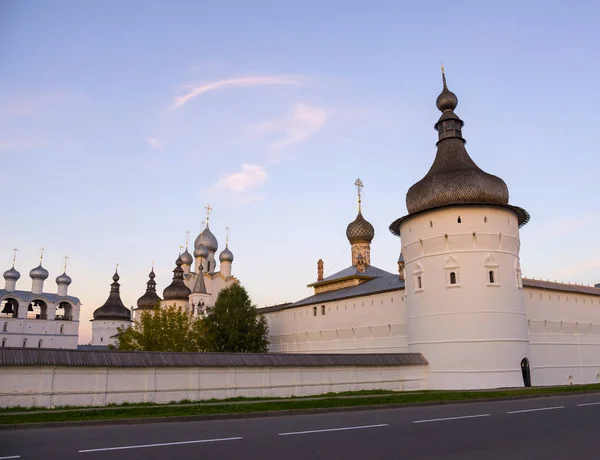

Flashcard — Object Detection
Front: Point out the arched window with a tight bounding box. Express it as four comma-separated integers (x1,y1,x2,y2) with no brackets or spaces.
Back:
22,338,27,348
321,305,326,315
457,216,462,223
1,338,6,348
450,272,457,285
417,276,422,289
489,270,495,284
313,306,317,317
38,339,43,348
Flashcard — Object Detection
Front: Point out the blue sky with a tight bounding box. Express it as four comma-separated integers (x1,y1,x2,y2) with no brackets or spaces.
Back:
2,0,599,343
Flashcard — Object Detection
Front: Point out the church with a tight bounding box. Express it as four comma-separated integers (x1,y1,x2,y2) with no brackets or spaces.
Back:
90,212,238,346
261,69,600,390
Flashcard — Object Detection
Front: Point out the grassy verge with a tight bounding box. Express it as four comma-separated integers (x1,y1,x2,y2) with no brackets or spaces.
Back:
2,384,600,425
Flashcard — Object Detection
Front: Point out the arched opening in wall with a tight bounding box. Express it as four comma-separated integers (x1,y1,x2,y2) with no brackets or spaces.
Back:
0,298,19,318
457,216,462,223
521,358,531,387
450,272,457,285
27,299,48,320
55,302,73,321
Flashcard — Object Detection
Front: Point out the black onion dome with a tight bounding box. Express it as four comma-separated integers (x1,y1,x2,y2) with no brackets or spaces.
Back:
405,70,509,215
136,268,161,309
163,256,191,301
93,270,131,321
346,212,375,244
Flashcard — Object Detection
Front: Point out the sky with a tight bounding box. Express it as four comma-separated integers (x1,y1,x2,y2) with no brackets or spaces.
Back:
1,0,600,344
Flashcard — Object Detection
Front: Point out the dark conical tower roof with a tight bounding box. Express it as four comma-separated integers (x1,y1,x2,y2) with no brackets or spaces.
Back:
389,67,529,235
93,270,131,321
163,256,192,300
136,268,162,309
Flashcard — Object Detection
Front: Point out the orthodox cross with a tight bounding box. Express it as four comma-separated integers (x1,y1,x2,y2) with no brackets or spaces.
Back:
11,248,18,267
39,247,45,263
185,230,190,249
354,178,364,213
115,263,119,272
205,204,212,224
179,245,183,255
62,255,70,272
152,260,155,270
225,226,230,246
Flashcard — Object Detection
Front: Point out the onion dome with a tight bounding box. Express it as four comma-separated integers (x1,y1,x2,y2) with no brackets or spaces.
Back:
163,256,192,300
194,224,218,253
29,264,49,280
390,67,529,236
93,270,131,321
180,248,193,266
55,272,72,286
136,268,161,309
346,212,375,244
219,245,234,263
193,244,209,259
3,267,20,281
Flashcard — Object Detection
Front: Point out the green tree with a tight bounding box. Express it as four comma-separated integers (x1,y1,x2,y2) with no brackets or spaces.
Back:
203,283,270,353
114,304,206,352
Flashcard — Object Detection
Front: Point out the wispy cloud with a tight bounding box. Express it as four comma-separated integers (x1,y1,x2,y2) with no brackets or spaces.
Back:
213,164,267,204
172,75,303,109
251,103,329,161
145,137,163,151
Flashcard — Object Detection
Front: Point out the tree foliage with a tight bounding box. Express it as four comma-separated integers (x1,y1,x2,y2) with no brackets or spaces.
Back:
203,283,270,353
114,304,205,352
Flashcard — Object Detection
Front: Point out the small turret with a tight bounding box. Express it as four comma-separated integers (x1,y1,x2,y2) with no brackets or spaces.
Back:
346,178,375,267
30,249,49,295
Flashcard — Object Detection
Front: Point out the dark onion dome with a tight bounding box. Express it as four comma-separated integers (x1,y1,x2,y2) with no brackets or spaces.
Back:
346,212,375,244
180,248,193,266
163,256,192,301
3,267,20,281
136,268,161,309
29,264,49,280
390,68,529,235
93,270,131,321
219,245,234,263
193,244,209,259
55,272,72,285
194,224,218,253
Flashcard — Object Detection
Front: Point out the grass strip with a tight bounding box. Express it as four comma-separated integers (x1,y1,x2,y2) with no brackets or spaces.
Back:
2,384,600,425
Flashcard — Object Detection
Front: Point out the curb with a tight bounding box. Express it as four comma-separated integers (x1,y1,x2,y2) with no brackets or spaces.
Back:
2,390,600,430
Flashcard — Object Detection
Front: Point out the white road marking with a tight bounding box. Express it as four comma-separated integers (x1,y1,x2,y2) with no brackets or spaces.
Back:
0,456,21,459
577,402,600,407
278,424,389,436
78,437,243,453
507,406,565,414
413,414,490,424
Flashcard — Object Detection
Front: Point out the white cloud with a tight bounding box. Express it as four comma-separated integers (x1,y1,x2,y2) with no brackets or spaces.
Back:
172,75,303,109
251,103,329,160
214,164,267,204
145,137,163,151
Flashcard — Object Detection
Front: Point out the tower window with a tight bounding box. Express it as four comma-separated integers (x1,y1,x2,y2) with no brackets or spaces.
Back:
489,270,495,284
321,305,326,315
457,216,462,223
313,306,317,317
417,276,422,289
429,220,433,228
484,216,488,223
450,272,457,285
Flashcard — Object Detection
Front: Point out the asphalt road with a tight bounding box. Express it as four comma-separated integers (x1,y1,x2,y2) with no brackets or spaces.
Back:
1,392,599,460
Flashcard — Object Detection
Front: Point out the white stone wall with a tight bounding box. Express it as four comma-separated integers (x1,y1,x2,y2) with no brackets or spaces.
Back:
90,319,131,346
0,364,428,408
400,206,530,390
265,291,408,353
0,317,78,349
525,287,600,386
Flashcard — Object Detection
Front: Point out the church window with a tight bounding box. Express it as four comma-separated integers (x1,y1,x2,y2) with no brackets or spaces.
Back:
313,306,317,317
321,305,326,315
450,272,457,285
38,339,43,348
457,216,461,223
2,322,6,332
22,338,27,348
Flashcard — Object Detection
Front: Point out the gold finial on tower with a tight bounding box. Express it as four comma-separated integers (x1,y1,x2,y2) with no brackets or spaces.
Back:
441,61,445,74
39,247,45,263
62,255,70,272
225,226,230,246
115,263,119,272
205,204,213,224
354,178,364,213
11,248,18,267
151,260,155,270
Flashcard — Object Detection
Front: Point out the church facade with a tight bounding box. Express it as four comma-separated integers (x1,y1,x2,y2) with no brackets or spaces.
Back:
261,71,600,390
90,215,238,347
0,252,82,350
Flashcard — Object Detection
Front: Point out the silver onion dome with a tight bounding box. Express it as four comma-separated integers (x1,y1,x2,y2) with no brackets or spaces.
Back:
194,224,218,253
180,249,193,265
55,272,72,285
3,267,20,281
346,212,375,244
193,244,209,259
219,246,234,263
29,264,49,280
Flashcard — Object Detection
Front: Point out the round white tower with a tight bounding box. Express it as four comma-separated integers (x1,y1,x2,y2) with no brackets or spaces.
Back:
389,68,531,390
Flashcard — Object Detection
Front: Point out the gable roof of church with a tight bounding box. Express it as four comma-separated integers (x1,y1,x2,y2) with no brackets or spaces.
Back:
307,264,394,288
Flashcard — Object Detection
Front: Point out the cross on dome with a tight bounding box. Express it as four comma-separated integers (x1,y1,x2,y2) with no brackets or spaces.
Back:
11,248,18,267
354,178,364,213
39,247,45,263
205,204,213,224
62,255,70,272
